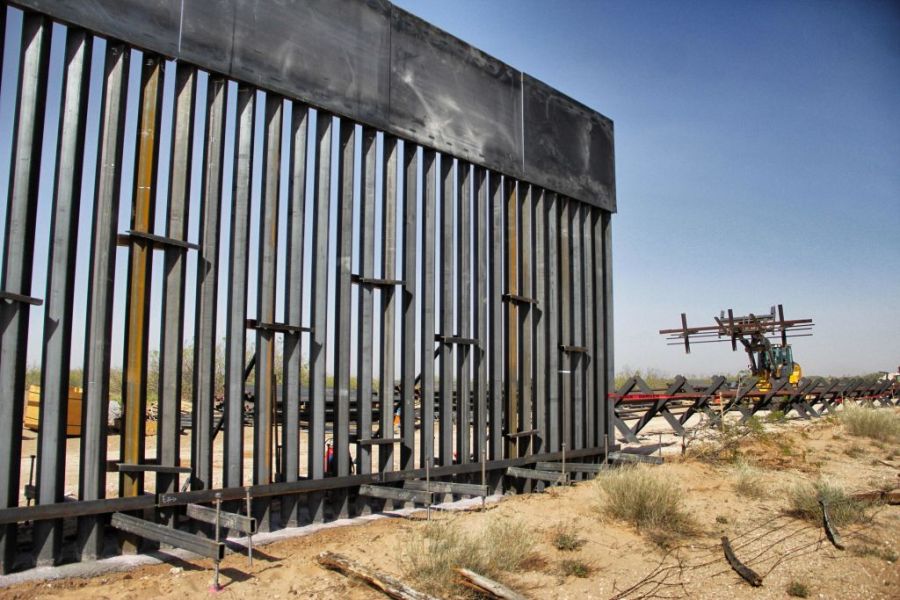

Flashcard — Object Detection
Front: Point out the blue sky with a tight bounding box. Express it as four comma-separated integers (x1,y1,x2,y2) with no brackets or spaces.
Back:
395,0,900,377
3,1,898,379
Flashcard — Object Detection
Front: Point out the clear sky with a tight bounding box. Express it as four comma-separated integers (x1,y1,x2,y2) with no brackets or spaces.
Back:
395,0,900,377
3,2,899,380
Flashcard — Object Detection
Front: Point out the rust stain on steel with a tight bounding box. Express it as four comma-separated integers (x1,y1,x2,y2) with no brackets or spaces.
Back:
123,57,161,498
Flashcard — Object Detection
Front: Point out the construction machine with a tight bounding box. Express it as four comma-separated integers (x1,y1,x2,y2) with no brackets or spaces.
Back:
660,304,814,391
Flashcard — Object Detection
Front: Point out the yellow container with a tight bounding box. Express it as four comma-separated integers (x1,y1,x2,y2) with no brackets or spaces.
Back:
23,384,83,437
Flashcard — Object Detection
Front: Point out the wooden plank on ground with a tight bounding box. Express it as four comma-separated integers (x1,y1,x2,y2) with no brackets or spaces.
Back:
456,568,526,600
317,551,439,600
608,451,663,465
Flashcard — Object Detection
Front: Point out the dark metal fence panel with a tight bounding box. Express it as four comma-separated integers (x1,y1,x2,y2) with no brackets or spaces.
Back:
0,0,616,570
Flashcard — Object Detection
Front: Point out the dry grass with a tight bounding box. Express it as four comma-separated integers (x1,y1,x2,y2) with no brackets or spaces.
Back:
841,405,900,442
402,517,536,596
731,460,769,499
594,466,697,539
787,479,869,527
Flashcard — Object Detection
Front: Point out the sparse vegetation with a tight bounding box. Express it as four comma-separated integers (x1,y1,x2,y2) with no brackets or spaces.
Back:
841,405,900,442
786,580,810,597
844,443,865,458
850,544,898,563
715,515,728,524
403,517,536,596
595,466,696,539
731,461,768,498
787,480,869,527
550,523,585,551
559,558,592,578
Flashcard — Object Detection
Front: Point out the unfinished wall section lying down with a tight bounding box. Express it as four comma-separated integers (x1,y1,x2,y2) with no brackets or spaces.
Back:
0,0,616,571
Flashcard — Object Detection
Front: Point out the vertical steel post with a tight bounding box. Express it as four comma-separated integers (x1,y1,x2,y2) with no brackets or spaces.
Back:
35,27,91,566
602,211,615,444
333,120,354,517
438,156,453,465
583,206,596,449
281,103,308,526
504,179,519,458
419,149,436,468
378,135,398,474
487,174,503,460
224,87,254,489
472,167,488,463
78,41,128,562
157,65,195,520
308,112,332,522
519,185,534,457
193,77,226,492
533,189,547,454
400,143,417,471
254,94,281,530
546,193,560,452
456,162,471,464
122,54,162,499
558,197,572,451
571,202,584,450
357,127,377,479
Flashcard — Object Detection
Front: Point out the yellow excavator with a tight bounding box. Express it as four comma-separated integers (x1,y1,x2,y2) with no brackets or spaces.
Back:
660,304,813,392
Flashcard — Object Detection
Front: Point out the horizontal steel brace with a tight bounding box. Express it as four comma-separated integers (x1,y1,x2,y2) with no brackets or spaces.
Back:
560,345,589,354
535,461,609,473
351,274,404,287
506,429,539,439
119,230,199,250
403,480,489,497
435,334,480,346
0,290,43,306
111,513,225,560
502,293,539,306
157,446,607,506
0,494,156,525
117,463,192,474
356,437,403,446
506,467,568,484
186,503,257,535
358,484,431,505
245,318,312,334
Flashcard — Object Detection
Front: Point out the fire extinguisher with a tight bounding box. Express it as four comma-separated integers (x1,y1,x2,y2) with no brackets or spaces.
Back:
325,438,335,476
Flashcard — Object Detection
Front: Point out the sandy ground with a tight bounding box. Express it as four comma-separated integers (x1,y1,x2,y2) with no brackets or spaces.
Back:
4,411,899,600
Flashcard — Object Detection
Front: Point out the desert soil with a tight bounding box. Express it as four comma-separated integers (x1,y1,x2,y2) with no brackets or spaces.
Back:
2,411,898,600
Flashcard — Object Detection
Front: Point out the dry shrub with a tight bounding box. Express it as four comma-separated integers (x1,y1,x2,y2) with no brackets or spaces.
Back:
559,558,593,578
731,461,768,499
403,517,536,596
594,466,696,538
786,580,810,598
841,405,900,443
787,480,869,527
550,522,585,551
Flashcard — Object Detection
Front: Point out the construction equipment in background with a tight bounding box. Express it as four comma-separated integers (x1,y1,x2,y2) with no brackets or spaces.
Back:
660,304,814,392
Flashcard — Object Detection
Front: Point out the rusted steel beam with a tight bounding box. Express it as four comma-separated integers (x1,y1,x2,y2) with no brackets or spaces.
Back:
122,54,162,500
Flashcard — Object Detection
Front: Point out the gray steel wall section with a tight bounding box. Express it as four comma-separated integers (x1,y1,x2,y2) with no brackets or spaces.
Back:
9,0,615,211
